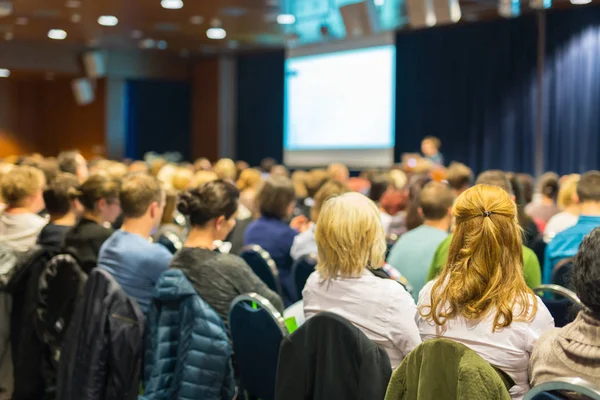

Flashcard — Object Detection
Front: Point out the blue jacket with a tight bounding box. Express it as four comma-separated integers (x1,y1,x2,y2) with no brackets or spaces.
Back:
141,269,237,400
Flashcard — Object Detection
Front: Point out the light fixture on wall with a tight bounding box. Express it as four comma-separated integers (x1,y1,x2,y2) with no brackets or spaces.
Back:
98,15,119,26
207,19,226,39
0,1,12,17
276,14,295,25
48,29,67,40
0,69,10,78
161,0,183,9
570,0,591,4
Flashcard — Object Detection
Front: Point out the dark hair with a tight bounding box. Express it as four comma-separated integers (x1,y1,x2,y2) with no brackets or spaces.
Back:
43,173,79,216
70,174,119,211
419,181,455,220
577,171,600,203
405,174,432,231
508,173,539,245
446,162,473,191
178,180,239,226
57,151,83,175
475,170,513,195
538,172,559,201
260,158,276,174
573,227,600,315
516,173,534,204
368,174,391,203
120,173,163,218
257,176,295,220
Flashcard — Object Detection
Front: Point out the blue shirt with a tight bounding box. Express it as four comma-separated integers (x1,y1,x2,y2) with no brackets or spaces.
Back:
386,225,448,302
543,215,600,283
99,230,173,313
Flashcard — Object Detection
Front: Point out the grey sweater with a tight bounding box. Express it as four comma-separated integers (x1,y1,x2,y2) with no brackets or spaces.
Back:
170,247,284,330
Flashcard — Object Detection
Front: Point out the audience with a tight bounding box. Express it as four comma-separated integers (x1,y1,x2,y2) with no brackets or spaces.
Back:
387,182,454,302
530,227,600,385
427,170,542,290
508,173,541,248
0,165,47,252
303,192,421,369
526,173,560,228
404,174,432,232
369,174,395,234
259,157,276,178
445,162,473,196
544,171,600,283
57,150,89,183
191,170,218,188
236,168,262,219
543,174,580,243
271,164,290,178
98,173,172,313
38,172,81,248
421,136,444,166
327,162,350,184
169,180,284,329
417,184,554,399
153,189,187,245
517,173,535,207
213,158,237,182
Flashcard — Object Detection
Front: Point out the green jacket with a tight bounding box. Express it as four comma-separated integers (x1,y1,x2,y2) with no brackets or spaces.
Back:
426,234,541,290
385,339,514,400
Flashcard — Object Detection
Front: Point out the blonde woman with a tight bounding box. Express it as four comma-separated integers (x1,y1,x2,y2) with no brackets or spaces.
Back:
303,192,421,369
417,184,554,399
543,174,580,243
213,158,237,182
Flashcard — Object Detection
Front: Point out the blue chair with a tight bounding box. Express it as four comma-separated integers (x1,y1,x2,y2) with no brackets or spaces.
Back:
291,254,317,300
240,245,283,296
533,285,582,328
229,293,288,400
524,378,600,400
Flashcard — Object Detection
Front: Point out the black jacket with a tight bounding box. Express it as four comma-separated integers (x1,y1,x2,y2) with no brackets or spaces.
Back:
56,268,144,400
63,218,113,274
275,312,392,400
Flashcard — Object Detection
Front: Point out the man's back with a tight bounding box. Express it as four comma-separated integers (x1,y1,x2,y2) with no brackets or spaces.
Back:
98,230,172,313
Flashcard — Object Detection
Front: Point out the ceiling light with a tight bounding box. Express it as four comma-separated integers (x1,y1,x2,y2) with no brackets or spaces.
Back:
189,15,204,24
570,0,591,4
207,27,226,40
276,14,296,25
48,29,67,40
0,69,10,78
0,2,12,17
157,40,168,49
70,13,81,23
161,0,183,9
98,15,118,26
65,0,80,8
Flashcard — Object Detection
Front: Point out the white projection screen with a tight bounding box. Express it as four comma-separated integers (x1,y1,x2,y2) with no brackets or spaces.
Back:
284,34,396,168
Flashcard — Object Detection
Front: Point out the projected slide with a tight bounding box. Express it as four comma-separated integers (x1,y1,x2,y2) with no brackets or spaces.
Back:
284,45,396,152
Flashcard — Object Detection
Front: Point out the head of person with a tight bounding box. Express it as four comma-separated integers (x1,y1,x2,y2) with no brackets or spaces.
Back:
235,160,249,178
193,157,212,172
368,174,392,204
557,174,580,210
237,168,262,192
271,164,289,178
57,151,88,183
257,176,296,221
172,167,194,191
421,136,441,157
405,174,432,231
446,162,473,195
418,181,455,223
310,180,350,223
538,172,559,202
328,163,350,184
129,161,149,174
420,184,536,331
70,174,121,224
43,172,82,221
291,170,309,199
150,158,167,177
213,158,237,182
573,227,600,317
306,169,330,198
38,158,60,186
516,173,534,204
475,170,513,194
191,170,219,188
316,192,386,279
178,180,239,241
119,173,165,230
1,165,46,213
160,190,178,226
576,171,600,206
260,158,276,174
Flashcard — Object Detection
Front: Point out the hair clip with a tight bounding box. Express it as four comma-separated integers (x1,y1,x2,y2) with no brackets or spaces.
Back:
483,211,493,217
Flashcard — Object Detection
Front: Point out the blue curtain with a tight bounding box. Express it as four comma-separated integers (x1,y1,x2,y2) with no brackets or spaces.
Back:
543,7,600,175
394,17,538,174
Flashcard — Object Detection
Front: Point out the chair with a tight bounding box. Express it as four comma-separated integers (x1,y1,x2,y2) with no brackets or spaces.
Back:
552,258,574,288
524,378,600,400
240,245,283,296
155,231,184,254
533,285,583,328
229,293,288,400
291,254,317,299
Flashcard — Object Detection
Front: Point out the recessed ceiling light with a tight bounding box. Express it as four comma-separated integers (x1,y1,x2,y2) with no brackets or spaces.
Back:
161,0,183,9
189,15,204,24
276,14,296,25
98,15,118,26
48,29,67,40
70,13,81,23
206,27,226,40
0,69,10,78
0,1,12,17
15,17,28,25
157,40,168,49
570,0,591,4
4,32,13,41
65,0,81,8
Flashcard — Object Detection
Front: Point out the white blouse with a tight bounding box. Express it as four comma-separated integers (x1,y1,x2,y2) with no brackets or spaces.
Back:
417,280,555,400
303,269,422,369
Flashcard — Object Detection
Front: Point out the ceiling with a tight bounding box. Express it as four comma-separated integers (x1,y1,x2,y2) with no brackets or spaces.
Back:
0,0,594,55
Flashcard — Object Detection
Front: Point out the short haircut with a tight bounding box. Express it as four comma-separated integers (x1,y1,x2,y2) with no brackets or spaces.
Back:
316,193,386,279
119,173,164,218
311,180,350,222
70,174,119,211
306,169,330,198
368,174,391,203
1,165,45,207
573,227,600,314
538,172,559,200
57,151,82,175
237,168,262,191
260,158,276,173
423,136,441,149
191,170,218,188
446,162,473,191
557,175,580,209
516,174,534,204
178,180,240,227
172,167,193,191
257,176,295,220
419,181,455,220
213,158,237,181
475,170,513,195
43,173,79,216
577,171,600,203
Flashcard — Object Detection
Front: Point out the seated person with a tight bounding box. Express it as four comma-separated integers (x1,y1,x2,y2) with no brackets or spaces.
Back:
421,136,444,166
530,227,600,385
544,171,600,283
244,176,309,303
169,180,284,329
508,173,540,248
303,192,421,369
57,150,89,183
0,165,47,252
327,163,350,184
417,184,554,399
427,170,542,290
38,173,81,248
236,168,262,219
98,173,172,313
291,180,349,261
63,174,120,273
525,172,560,226
445,162,473,197
543,174,579,243
387,181,454,302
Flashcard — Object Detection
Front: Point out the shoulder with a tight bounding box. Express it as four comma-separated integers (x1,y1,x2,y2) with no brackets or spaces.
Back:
417,279,436,306
522,246,539,264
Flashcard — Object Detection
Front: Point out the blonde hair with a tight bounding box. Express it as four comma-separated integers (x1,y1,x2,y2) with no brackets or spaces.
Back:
172,167,194,191
0,165,45,207
557,174,580,209
237,168,262,191
327,163,349,183
213,158,236,181
291,170,309,199
420,184,537,331
311,180,350,222
191,170,218,188
316,192,386,279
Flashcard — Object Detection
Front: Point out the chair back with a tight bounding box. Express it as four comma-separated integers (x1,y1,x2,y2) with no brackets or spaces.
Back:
552,258,574,288
533,284,583,328
229,293,288,400
524,378,600,400
291,254,317,299
240,245,283,295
